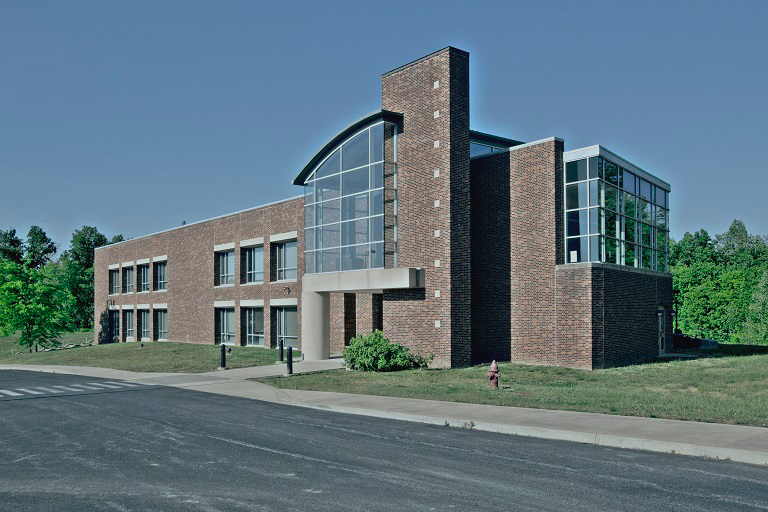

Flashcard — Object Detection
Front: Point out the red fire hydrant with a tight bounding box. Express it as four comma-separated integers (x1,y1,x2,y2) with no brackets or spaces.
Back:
487,360,499,390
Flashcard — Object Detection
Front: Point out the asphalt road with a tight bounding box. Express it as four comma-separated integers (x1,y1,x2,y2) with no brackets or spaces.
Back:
1,371,767,512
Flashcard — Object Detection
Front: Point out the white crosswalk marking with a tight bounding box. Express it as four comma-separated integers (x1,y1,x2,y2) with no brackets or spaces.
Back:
34,387,64,393
66,384,103,391
104,381,141,387
51,385,86,392
0,390,23,396
15,388,43,395
86,382,123,389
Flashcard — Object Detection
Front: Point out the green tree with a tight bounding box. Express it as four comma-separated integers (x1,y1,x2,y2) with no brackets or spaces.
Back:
25,225,57,269
58,226,123,330
670,220,768,343
0,228,23,263
743,270,768,344
0,258,73,349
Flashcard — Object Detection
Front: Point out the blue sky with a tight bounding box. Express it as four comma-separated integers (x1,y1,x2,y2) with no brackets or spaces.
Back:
2,0,767,250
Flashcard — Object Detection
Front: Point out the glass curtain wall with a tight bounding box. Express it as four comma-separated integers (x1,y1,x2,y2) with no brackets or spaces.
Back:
303,122,396,273
565,156,670,271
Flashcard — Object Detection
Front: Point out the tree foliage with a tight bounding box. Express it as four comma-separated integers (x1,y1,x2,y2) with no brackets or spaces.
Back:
58,226,122,330
0,225,123,344
671,220,768,344
0,253,72,349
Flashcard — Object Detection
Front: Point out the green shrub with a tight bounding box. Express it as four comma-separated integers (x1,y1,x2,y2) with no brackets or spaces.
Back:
343,330,430,371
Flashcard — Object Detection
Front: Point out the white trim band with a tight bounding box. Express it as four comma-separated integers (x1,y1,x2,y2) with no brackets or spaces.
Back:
214,242,235,252
153,303,167,309
108,263,119,270
137,304,150,310
122,261,134,267
240,237,264,248
241,299,264,307
270,231,298,243
136,258,150,265
214,300,235,308
270,298,297,306
153,255,167,262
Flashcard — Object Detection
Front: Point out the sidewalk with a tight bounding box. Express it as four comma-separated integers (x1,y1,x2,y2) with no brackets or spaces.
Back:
3,362,767,466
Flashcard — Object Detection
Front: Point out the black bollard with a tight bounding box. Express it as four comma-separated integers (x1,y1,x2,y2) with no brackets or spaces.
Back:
220,343,226,368
278,340,284,362
286,346,293,375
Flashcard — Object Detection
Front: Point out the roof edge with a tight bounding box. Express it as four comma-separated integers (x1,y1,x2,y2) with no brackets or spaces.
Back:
470,129,525,148
382,46,469,78
292,110,403,186
95,195,304,251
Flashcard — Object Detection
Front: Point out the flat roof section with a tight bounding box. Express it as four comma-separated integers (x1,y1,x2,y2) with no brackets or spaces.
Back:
95,195,303,251
564,145,671,191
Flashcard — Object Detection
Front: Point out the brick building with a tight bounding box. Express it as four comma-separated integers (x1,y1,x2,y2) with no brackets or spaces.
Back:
94,47,673,370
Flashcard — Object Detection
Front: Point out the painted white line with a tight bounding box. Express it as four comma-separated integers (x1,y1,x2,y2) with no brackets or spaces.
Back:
0,390,23,396
51,385,86,392
103,381,141,387
66,384,103,391
86,382,123,389
34,387,64,393
15,388,43,395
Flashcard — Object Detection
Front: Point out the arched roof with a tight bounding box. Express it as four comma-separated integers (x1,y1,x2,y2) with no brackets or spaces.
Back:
292,110,403,186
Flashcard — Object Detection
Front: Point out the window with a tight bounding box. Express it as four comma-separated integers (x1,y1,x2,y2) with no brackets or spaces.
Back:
138,264,150,292
276,241,297,281
109,310,120,342
109,269,120,295
217,308,235,345
244,308,264,346
123,267,134,293
138,310,150,340
124,310,134,340
154,310,167,341
275,306,298,349
216,251,234,286
153,262,167,291
564,155,670,270
304,122,397,274
243,246,264,283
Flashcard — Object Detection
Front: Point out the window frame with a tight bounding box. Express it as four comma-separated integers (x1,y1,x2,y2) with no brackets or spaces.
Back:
244,246,264,284
138,264,150,292
275,306,298,349
153,261,167,291
154,309,167,341
275,241,298,281
216,251,235,286
244,307,264,347
109,269,120,295
123,266,135,294
564,155,670,271
217,308,235,345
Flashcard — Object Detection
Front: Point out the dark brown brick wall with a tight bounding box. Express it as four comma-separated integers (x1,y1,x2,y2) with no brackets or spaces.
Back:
94,197,303,348
470,152,511,364
381,47,471,367
508,139,563,366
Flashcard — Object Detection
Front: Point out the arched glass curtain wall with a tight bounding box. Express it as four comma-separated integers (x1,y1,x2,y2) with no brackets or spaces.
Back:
303,121,397,273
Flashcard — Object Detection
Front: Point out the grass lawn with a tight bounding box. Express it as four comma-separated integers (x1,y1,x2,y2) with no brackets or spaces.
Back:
0,332,298,373
257,345,768,427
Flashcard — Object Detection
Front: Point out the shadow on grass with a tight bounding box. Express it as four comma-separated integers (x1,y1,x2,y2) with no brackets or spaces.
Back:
678,343,768,358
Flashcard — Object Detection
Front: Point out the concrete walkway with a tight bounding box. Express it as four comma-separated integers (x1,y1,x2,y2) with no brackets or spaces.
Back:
2,362,767,466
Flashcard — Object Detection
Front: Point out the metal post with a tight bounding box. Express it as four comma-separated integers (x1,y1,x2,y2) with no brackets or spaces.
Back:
286,346,293,375
220,343,226,368
278,340,284,362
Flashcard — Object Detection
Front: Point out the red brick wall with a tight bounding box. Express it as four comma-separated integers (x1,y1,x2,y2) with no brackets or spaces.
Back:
381,47,471,367
94,197,303,348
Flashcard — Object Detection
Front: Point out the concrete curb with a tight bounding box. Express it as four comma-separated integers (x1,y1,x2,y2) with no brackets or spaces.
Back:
296,404,768,467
